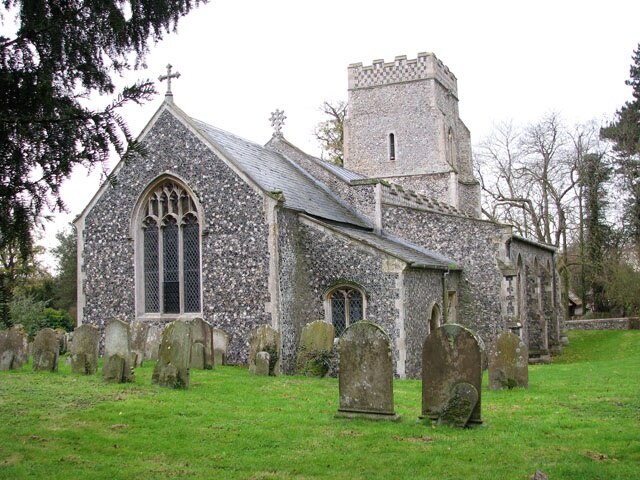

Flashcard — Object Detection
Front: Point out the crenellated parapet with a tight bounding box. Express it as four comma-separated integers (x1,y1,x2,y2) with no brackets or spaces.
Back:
348,52,458,97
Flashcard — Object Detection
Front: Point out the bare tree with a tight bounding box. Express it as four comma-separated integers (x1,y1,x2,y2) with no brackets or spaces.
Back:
314,100,346,166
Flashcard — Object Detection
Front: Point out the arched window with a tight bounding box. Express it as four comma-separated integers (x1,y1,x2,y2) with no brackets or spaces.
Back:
326,285,365,337
388,133,396,161
138,179,202,315
446,127,456,169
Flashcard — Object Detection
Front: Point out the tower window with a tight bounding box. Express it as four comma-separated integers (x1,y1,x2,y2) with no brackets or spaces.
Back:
388,133,396,161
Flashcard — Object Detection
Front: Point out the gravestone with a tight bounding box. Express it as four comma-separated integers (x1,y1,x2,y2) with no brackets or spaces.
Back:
422,324,482,427
336,321,399,421
296,320,335,377
144,325,164,361
488,331,529,390
55,328,70,354
129,321,149,367
103,319,134,383
254,351,271,376
0,325,29,370
438,382,479,427
212,328,229,366
189,318,214,370
70,324,100,375
248,325,280,375
152,320,191,389
32,328,59,372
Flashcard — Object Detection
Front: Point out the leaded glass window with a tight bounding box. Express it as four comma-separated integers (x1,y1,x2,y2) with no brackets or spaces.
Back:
329,286,364,337
140,180,201,314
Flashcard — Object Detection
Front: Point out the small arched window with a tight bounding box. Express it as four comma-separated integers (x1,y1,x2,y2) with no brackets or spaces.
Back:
139,179,201,315
388,133,396,161
327,285,365,337
429,303,441,334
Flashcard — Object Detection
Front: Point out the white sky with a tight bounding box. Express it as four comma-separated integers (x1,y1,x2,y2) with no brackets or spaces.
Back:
40,0,640,270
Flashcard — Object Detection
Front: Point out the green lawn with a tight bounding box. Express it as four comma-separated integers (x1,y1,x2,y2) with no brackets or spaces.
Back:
0,330,638,479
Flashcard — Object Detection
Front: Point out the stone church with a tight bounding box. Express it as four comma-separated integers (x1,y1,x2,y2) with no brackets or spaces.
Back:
75,52,563,377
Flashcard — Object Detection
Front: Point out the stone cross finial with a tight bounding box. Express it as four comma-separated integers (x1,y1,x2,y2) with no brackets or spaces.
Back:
269,109,286,137
159,64,181,99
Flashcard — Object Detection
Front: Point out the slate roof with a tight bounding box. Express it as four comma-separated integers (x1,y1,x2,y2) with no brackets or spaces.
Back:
192,119,370,228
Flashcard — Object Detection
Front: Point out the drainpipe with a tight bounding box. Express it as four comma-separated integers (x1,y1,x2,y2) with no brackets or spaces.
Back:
442,268,450,324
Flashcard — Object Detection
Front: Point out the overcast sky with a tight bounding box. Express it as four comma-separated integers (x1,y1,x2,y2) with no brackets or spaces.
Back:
41,0,640,270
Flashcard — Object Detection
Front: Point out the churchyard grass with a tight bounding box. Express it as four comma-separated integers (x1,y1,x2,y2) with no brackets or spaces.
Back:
0,330,638,479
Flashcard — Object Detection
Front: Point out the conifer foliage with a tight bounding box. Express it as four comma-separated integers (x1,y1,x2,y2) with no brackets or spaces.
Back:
0,0,206,258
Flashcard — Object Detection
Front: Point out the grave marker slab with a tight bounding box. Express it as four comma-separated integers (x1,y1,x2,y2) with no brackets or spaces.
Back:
189,318,214,370
488,331,529,390
212,328,229,366
103,319,134,383
129,321,149,367
296,320,334,377
70,324,100,375
254,351,270,376
144,325,164,361
32,328,59,372
422,324,482,426
0,325,28,370
152,320,191,389
336,321,399,421
248,325,280,375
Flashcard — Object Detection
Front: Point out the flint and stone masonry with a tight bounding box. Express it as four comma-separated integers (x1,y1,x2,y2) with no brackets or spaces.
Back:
76,52,563,377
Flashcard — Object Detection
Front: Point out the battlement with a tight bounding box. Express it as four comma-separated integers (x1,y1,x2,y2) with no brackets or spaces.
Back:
348,52,458,97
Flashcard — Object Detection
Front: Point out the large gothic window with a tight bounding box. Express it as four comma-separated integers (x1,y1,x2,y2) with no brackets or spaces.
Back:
327,285,365,337
140,180,201,314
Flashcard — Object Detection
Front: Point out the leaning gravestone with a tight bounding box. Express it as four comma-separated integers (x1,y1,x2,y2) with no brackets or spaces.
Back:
212,328,229,366
248,325,281,375
296,320,335,377
32,328,59,372
129,321,149,367
152,320,191,389
422,324,482,427
0,325,29,370
488,331,529,390
189,318,214,370
144,325,164,361
103,319,134,383
70,324,100,375
336,321,400,421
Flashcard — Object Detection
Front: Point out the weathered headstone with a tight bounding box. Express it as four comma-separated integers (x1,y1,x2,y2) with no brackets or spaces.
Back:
488,331,529,390
144,325,164,361
189,318,214,370
70,324,100,375
103,319,134,383
438,382,479,428
296,320,335,377
254,351,271,376
212,328,229,366
129,320,149,367
336,321,400,421
248,325,281,375
32,328,59,372
0,325,29,370
152,320,191,389
422,324,482,427
55,328,69,354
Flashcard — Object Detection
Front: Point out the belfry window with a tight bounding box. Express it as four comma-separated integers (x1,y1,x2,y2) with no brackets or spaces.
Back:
327,285,365,337
388,133,396,161
140,180,201,314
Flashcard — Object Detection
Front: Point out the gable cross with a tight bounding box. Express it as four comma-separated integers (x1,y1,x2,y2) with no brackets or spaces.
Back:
269,109,286,137
159,64,181,99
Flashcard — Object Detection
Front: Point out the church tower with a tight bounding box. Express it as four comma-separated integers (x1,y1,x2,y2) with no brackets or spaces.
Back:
343,52,480,216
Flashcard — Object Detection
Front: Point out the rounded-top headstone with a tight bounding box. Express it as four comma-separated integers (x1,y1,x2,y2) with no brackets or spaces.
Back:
0,324,29,370
32,328,59,372
296,320,335,376
422,324,482,425
103,319,134,383
337,321,399,420
70,324,100,375
488,331,529,390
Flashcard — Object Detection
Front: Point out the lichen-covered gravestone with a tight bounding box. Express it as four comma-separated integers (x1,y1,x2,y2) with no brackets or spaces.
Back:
32,328,59,372
152,320,191,389
212,328,229,366
488,331,529,390
336,321,400,421
0,325,29,370
144,324,164,361
189,318,214,370
248,325,281,375
129,320,149,367
422,324,482,427
103,319,134,383
296,320,335,377
70,324,100,375
254,351,270,376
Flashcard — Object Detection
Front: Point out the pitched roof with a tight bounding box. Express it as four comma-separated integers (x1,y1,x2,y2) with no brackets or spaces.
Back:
192,119,370,228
